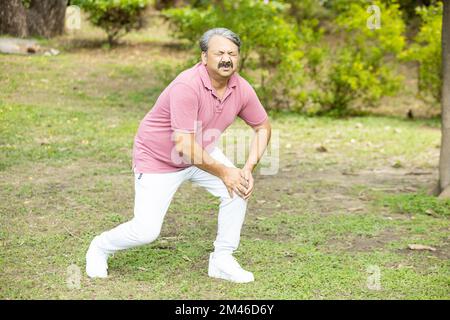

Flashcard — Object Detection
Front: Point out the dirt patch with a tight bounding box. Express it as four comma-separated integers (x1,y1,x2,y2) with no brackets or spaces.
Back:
396,241,450,261
321,228,403,253
254,166,439,217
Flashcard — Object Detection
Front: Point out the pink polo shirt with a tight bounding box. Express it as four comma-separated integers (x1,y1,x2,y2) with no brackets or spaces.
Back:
132,62,268,173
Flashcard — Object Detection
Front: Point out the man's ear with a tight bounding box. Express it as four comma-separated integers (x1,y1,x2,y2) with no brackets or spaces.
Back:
201,51,207,65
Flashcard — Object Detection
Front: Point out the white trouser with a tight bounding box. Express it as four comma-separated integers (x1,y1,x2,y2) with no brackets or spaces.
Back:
94,147,248,257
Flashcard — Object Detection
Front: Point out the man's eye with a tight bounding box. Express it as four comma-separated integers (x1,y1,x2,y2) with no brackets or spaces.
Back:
215,53,237,56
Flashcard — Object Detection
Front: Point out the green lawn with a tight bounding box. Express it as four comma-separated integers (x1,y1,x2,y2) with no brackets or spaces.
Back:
1,21,449,299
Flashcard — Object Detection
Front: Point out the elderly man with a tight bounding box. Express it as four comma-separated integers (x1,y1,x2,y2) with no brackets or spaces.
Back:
86,27,271,283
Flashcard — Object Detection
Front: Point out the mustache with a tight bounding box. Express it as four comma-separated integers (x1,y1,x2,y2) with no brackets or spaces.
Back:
218,60,233,69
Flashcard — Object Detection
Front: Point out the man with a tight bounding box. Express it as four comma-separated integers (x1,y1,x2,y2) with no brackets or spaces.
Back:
86,27,271,283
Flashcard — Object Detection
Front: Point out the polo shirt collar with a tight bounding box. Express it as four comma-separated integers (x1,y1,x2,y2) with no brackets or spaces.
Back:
198,62,238,91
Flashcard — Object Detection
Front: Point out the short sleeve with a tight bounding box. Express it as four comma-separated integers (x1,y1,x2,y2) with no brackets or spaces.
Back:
169,83,199,133
238,81,268,126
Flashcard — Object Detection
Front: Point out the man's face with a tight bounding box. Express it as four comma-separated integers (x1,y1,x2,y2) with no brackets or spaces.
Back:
201,35,240,80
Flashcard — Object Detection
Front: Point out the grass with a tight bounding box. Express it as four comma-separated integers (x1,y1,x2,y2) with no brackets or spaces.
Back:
1,16,449,300
379,191,450,217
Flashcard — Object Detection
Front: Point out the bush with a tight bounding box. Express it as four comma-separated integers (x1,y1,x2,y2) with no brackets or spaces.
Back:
162,0,409,116
162,0,305,110
311,1,406,116
280,0,330,24
403,1,442,104
74,0,150,46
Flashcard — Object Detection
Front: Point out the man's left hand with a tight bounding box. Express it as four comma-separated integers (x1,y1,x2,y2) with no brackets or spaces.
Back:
241,167,254,200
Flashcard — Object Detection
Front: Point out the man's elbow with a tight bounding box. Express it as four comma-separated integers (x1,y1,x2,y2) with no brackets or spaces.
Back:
174,132,195,154
253,119,271,134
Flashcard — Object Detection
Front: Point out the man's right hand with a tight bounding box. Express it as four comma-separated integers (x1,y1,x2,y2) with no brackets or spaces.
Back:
220,167,249,199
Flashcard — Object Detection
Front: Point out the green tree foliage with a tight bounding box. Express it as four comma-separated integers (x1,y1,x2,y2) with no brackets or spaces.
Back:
162,0,412,116
280,0,330,24
163,0,304,109
74,0,150,46
313,1,406,115
404,1,443,104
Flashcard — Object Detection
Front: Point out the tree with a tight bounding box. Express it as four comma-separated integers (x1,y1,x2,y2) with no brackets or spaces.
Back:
312,1,406,116
163,0,302,109
0,0,68,38
438,0,450,198
404,2,442,105
74,0,150,46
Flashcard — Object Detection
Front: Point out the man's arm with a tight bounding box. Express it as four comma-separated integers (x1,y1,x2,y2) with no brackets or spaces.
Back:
241,118,272,200
173,131,224,177
173,132,249,198
243,118,272,172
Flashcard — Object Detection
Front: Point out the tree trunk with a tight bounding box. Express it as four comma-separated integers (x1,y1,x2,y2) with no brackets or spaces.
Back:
27,0,67,37
0,0,28,37
0,0,67,38
439,0,450,198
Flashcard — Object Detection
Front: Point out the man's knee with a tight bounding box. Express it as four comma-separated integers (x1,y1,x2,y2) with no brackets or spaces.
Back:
131,221,161,245
220,192,248,207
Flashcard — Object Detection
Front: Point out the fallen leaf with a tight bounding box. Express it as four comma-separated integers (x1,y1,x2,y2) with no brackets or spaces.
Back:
182,255,192,262
348,206,364,212
408,244,436,251
425,209,438,217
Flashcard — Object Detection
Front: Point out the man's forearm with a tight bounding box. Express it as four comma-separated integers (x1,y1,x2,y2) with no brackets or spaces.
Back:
175,133,227,179
244,126,271,172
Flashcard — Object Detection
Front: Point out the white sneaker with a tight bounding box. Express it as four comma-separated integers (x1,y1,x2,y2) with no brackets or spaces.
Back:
85,237,109,278
208,253,254,283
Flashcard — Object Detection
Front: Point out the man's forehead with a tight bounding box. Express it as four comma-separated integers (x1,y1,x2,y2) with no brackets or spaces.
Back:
208,35,238,51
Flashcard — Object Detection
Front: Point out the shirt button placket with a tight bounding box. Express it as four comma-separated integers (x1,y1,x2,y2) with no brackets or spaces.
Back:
215,97,221,113
217,102,223,113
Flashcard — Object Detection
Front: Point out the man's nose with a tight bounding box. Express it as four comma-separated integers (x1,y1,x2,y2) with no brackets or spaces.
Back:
221,54,232,62
224,58,231,64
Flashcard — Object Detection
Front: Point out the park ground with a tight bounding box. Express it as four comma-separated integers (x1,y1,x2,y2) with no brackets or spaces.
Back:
0,16,449,299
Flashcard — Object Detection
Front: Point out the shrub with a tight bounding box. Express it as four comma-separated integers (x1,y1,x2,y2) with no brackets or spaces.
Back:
403,1,442,104
162,0,408,116
312,1,406,115
162,0,305,110
74,0,150,46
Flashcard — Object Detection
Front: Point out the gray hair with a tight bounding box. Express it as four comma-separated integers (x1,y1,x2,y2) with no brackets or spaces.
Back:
199,28,241,53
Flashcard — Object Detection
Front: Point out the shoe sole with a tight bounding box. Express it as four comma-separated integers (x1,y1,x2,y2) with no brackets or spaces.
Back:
86,270,108,279
208,264,254,283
